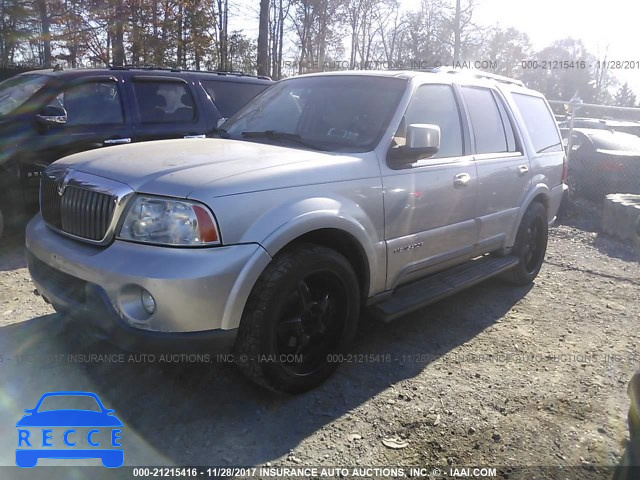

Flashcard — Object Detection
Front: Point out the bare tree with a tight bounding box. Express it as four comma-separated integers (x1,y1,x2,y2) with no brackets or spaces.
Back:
257,0,269,75
217,0,229,70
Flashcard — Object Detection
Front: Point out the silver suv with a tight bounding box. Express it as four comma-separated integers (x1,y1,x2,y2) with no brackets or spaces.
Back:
26,70,567,392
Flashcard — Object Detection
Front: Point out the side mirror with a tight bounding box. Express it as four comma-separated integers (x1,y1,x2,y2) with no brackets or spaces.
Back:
388,124,440,166
35,105,67,126
216,117,227,128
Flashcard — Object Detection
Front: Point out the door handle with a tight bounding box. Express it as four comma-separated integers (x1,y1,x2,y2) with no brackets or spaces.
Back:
184,134,206,139
104,138,131,145
518,164,529,175
453,172,471,188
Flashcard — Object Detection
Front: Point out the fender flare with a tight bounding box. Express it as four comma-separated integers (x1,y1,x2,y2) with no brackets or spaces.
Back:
220,197,383,329
506,183,550,247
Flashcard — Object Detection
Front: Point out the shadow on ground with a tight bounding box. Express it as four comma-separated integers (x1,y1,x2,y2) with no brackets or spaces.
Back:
0,278,531,477
0,230,26,272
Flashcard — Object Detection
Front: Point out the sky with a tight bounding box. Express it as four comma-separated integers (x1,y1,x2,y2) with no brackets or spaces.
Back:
470,0,640,94
232,0,640,96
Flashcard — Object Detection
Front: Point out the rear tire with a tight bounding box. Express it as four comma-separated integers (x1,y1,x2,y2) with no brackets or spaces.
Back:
234,243,360,393
503,202,548,285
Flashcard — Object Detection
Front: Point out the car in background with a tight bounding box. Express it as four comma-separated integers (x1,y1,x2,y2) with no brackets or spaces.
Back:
559,117,640,137
560,128,640,201
0,67,272,239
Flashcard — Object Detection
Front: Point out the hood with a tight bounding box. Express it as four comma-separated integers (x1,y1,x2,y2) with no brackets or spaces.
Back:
55,138,378,198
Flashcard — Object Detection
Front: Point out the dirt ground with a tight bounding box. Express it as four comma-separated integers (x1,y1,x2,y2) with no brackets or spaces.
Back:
0,210,638,479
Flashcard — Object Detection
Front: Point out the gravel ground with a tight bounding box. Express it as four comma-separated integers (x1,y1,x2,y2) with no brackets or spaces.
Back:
0,211,638,479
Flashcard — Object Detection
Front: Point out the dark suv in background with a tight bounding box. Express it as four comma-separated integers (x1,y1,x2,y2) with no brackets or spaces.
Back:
0,67,272,239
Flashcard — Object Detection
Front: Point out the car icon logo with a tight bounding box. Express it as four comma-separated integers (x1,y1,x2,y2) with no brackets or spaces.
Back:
16,391,123,468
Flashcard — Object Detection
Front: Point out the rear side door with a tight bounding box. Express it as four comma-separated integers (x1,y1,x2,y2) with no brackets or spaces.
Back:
19,74,132,208
382,83,479,289
128,74,209,142
459,85,529,253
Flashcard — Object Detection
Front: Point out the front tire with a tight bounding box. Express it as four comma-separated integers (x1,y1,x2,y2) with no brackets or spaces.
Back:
234,243,360,393
503,202,548,285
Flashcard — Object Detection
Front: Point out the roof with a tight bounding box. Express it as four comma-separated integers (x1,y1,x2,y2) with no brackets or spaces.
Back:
292,68,531,91
19,67,272,83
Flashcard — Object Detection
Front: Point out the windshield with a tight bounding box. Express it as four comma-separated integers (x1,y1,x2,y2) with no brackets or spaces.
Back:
588,131,640,152
0,74,49,116
223,75,407,152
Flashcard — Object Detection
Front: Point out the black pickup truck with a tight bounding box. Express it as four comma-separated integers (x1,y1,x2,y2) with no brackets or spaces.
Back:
0,67,272,239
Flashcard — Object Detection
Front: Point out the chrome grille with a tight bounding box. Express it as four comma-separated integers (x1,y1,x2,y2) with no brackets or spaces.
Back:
41,175,117,242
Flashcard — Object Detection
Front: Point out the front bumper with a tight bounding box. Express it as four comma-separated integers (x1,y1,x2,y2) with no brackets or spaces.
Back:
26,214,272,344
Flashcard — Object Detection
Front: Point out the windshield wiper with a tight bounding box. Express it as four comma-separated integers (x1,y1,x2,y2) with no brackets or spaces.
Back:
210,127,230,138
241,130,325,151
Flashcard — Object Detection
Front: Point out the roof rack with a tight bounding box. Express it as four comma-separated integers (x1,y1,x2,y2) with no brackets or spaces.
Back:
108,65,271,80
432,67,525,87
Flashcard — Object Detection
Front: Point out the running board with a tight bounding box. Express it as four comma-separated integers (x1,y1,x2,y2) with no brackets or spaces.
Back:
370,255,519,322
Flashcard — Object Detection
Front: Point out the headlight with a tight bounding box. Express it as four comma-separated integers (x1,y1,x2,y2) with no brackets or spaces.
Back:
118,196,220,246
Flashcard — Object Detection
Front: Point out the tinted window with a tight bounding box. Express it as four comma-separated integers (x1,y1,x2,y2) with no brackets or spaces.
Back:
399,84,463,158
55,80,124,126
512,93,563,153
133,81,196,123
0,74,49,116
202,80,269,118
461,86,508,154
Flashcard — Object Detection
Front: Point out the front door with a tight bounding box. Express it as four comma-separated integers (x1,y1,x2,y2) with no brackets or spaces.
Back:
382,83,478,289
20,75,132,210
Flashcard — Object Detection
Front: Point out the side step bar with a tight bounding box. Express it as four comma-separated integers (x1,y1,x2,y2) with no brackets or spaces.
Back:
370,255,519,322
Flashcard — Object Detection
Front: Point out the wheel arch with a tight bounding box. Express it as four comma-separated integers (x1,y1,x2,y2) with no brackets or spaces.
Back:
506,185,550,248
221,214,383,330
281,228,371,302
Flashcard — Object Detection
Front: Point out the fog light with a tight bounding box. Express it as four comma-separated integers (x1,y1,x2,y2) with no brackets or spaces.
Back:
141,289,156,314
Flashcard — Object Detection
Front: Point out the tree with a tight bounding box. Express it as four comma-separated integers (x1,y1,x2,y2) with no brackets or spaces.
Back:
216,0,229,70
479,26,532,77
614,82,637,107
256,0,269,75
522,38,596,102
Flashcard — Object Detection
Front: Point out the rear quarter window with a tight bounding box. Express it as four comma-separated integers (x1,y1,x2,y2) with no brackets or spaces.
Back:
512,93,563,153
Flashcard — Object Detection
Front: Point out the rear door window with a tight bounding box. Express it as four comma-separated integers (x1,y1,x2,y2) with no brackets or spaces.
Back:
461,86,511,154
512,93,563,153
201,80,269,118
133,80,197,124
